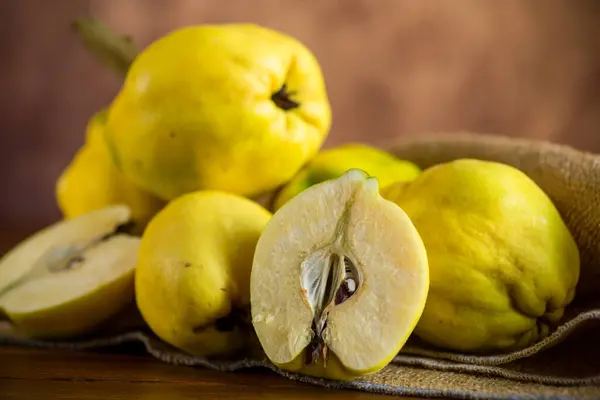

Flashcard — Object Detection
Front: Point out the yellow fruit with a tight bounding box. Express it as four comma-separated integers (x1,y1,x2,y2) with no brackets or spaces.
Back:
0,206,139,339
272,143,421,211
387,159,580,353
275,351,364,381
380,180,410,201
135,191,272,357
105,23,332,201
56,110,165,234
251,169,429,380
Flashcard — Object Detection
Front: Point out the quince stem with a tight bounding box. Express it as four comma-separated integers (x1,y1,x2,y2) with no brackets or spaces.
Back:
71,17,139,76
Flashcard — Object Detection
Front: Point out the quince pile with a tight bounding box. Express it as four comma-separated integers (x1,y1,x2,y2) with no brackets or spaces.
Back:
0,18,580,381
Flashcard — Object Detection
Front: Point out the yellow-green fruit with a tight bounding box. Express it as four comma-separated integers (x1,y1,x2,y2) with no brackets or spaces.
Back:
272,143,421,211
56,110,165,234
251,169,429,380
105,24,332,201
274,351,364,381
380,180,410,202
387,158,580,353
0,205,139,339
135,191,272,357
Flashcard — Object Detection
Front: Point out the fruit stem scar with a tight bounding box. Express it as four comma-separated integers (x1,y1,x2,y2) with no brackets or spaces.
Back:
271,84,299,111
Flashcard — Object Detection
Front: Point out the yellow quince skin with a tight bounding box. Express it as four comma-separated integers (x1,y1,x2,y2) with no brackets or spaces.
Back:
105,23,332,201
135,190,272,357
387,158,580,353
272,143,421,211
56,110,165,234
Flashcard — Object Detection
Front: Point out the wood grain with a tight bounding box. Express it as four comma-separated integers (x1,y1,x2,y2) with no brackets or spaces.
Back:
0,346,410,399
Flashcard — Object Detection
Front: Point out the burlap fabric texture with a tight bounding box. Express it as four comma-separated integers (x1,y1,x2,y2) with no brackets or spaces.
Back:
2,132,600,399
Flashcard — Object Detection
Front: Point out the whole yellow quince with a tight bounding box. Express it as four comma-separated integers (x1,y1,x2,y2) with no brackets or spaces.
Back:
271,143,421,211
135,190,272,357
387,158,580,353
105,24,332,201
56,110,165,234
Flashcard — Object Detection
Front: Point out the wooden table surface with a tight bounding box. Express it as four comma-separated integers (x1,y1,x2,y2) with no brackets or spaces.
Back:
0,345,408,399
0,226,419,399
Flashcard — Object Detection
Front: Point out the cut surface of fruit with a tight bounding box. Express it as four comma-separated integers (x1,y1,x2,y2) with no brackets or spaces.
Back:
251,169,429,378
0,235,139,313
0,205,140,338
0,205,131,296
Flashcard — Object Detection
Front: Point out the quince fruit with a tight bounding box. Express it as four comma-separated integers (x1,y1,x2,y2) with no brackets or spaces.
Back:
272,143,421,211
0,206,139,338
105,23,331,201
386,158,580,353
56,110,165,234
135,190,272,357
251,169,429,380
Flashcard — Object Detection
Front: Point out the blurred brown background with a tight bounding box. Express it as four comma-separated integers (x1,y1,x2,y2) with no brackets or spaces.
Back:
1,0,600,232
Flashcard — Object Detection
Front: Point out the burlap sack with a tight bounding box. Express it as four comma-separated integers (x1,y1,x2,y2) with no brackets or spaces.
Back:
2,132,600,399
